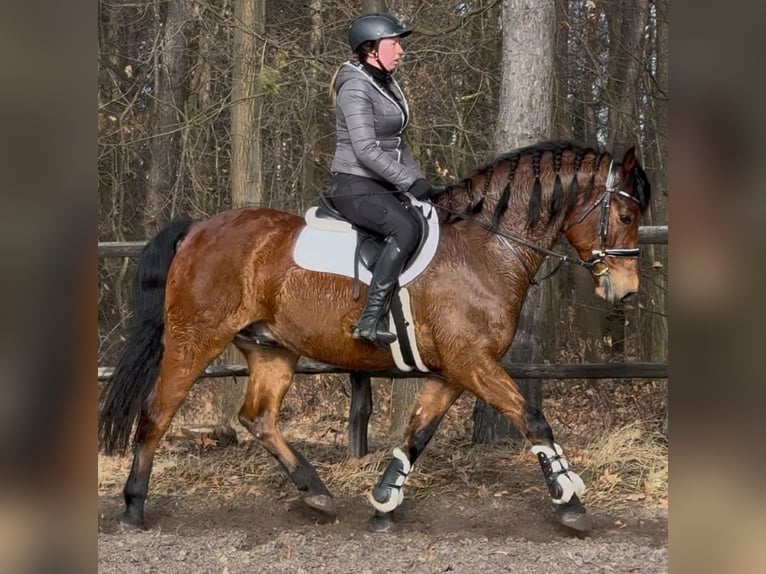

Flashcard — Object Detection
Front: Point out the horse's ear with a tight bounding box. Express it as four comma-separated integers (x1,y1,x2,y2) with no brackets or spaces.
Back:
621,147,637,172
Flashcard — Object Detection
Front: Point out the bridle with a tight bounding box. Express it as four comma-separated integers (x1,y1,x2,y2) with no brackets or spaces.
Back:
433,159,641,285
564,160,641,277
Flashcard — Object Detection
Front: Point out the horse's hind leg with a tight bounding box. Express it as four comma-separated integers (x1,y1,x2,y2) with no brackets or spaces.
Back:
123,337,227,528
236,345,337,517
368,377,463,532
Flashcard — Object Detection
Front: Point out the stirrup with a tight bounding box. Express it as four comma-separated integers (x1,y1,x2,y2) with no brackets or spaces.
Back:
351,325,397,346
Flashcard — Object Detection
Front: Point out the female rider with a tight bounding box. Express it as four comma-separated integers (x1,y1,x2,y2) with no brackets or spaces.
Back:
329,12,437,346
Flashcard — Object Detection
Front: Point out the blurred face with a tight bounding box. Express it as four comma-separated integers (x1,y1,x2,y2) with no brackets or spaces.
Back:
370,37,404,72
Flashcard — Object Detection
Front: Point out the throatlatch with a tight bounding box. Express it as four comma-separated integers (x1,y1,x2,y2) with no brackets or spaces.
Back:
369,448,412,512
531,443,586,504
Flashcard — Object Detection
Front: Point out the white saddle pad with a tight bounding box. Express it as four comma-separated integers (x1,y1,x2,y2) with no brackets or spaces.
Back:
292,194,440,286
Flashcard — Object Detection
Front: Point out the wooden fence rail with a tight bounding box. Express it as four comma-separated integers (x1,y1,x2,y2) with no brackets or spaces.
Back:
97,359,667,456
97,226,667,258
97,359,667,382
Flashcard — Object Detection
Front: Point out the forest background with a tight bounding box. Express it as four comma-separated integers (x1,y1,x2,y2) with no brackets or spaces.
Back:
97,0,667,442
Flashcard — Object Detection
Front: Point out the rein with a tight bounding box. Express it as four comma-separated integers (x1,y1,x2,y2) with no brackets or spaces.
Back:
433,160,641,284
456,214,594,285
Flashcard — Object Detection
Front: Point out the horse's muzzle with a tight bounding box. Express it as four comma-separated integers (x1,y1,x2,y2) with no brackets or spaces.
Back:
620,291,637,304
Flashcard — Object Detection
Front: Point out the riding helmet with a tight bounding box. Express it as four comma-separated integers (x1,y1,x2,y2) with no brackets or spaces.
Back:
348,13,412,52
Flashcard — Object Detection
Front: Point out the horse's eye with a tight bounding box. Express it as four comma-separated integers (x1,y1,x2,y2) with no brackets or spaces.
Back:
619,214,632,224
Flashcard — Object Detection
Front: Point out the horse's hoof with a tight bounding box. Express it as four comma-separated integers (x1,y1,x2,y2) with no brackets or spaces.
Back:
304,494,337,517
367,511,395,533
119,511,146,530
556,506,593,533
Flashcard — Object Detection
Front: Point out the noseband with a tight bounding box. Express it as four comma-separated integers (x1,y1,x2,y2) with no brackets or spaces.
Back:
566,160,641,277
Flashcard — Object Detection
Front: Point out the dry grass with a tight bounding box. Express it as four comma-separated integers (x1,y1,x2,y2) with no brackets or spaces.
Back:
98,427,666,511
577,422,668,508
98,376,667,511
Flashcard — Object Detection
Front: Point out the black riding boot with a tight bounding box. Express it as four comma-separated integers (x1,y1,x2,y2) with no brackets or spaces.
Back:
352,238,407,346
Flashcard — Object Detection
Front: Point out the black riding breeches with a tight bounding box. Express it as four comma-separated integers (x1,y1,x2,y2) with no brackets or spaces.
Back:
330,173,419,259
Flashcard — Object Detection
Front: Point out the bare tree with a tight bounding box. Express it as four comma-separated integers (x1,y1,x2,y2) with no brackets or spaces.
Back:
145,0,195,235
300,0,325,196
231,0,266,207
473,0,556,444
604,0,650,151
216,0,268,430
638,0,668,433
636,0,668,365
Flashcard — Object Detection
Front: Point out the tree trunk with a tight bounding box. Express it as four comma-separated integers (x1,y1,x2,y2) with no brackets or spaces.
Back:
217,0,267,430
492,1,555,150
550,1,606,369
641,2,668,434
606,0,650,151
582,0,599,145
300,0,324,210
640,1,668,364
389,378,420,438
145,0,194,236
473,0,555,444
383,0,420,443
552,0,571,139
603,0,650,362
231,0,265,207
363,0,386,12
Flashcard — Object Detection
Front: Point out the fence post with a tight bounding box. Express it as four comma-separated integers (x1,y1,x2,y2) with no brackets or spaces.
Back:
348,371,372,458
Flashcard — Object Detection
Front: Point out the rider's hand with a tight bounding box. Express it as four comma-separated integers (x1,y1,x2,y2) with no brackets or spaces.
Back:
427,184,448,199
408,178,435,200
407,177,431,199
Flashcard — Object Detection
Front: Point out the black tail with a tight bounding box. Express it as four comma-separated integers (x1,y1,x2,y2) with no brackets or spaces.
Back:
98,219,194,455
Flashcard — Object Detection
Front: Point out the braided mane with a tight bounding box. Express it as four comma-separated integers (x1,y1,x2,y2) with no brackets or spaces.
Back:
440,141,610,228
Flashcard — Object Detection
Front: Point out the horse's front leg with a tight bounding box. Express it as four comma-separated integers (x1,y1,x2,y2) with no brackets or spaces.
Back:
458,357,592,533
368,377,463,532
525,404,591,532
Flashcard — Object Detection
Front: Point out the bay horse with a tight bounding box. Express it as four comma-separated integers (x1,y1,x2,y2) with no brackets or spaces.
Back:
98,141,651,534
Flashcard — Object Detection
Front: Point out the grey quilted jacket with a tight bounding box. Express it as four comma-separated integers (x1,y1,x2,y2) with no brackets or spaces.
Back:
330,61,424,191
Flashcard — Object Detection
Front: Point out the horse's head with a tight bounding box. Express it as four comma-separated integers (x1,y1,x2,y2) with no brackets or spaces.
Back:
564,147,652,303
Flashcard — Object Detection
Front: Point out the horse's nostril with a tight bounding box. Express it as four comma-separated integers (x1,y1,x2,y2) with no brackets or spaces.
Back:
621,292,637,304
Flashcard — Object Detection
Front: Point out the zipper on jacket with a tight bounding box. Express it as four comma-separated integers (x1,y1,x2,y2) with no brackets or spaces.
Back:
347,62,408,131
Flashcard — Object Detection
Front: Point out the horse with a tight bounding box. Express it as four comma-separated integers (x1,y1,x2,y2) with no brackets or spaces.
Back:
98,141,651,534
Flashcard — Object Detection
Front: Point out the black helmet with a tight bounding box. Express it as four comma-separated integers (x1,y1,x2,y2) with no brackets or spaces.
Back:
348,13,412,52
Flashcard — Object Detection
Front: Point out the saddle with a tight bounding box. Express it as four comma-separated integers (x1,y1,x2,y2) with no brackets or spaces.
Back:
315,191,430,297
293,191,435,372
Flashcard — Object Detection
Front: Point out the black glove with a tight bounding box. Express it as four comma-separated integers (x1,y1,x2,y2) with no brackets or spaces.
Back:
428,185,448,199
409,179,449,201
407,178,434,200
